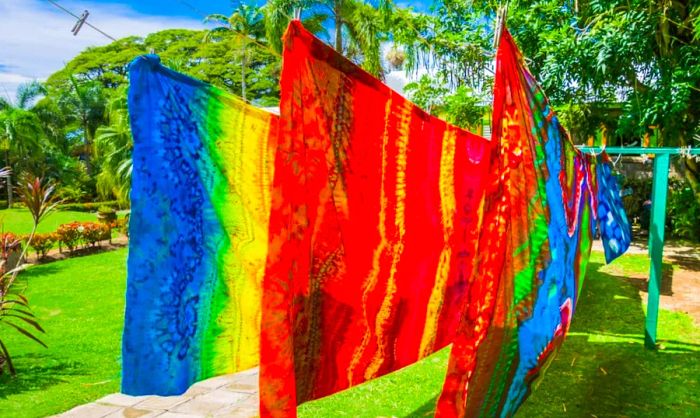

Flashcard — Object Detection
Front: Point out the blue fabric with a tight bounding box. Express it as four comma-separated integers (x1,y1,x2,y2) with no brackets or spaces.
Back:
597,156,632,264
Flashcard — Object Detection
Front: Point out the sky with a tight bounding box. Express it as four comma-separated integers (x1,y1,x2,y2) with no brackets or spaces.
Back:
0,0,431,103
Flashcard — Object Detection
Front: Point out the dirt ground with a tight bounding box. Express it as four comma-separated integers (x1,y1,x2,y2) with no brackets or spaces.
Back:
593,239,700,325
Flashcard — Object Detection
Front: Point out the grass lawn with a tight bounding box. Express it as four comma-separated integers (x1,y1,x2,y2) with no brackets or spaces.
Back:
0,209,98,235
299,251,700,417
0,250,698,417
0,249,126,418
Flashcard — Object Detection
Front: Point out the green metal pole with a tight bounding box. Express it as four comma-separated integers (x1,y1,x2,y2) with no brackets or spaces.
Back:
645,153,670,349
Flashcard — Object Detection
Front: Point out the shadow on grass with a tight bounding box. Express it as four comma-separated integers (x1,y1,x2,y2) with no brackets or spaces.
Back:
403,262,700,417
0,354,85,399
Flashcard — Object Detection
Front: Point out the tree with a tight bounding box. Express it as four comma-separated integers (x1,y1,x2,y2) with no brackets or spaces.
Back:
94,90,132,205
404,75,485,128
57,76,107,174
0,81,47,207
204,3,266,100
393,0,700,198
264,0,391,76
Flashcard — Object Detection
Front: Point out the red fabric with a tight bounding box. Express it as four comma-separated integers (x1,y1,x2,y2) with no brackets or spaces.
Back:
260,21,492,417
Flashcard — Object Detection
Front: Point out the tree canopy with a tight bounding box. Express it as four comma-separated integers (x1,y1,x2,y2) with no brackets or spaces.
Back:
2,0,700,205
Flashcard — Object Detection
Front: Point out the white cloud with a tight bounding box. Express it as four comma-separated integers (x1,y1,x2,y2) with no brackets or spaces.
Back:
0,0,204,102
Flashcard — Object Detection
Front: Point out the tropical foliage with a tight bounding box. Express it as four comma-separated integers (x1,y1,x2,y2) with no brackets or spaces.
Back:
391,0,700,198
1,0,699,221
0,175,59,375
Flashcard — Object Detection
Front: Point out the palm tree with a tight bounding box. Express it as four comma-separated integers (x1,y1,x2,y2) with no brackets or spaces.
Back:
94,92,132,205
264,0,390,77
264,0,329,53
204,3,266,101
58,76,107,175
0,81,46,207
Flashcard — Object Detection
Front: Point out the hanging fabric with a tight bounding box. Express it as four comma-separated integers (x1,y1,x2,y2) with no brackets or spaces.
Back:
435,27,631,417
260,21,493,417
122,55,277,396
596,153,632,263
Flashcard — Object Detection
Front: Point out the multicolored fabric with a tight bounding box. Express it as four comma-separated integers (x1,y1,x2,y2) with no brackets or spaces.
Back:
260,21,493,417
596,153,631,263
122,55,277,396
436,28,600,417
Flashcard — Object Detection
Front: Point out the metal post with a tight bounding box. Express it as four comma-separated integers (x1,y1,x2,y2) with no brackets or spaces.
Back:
645,153,670,349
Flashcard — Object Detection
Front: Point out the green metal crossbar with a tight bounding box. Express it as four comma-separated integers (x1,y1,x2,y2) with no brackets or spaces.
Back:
577,146,700,349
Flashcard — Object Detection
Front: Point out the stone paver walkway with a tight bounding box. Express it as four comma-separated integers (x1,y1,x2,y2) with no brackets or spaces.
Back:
54,368,259,418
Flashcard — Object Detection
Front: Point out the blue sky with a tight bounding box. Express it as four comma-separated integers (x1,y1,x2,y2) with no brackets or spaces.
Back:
0,1,431,101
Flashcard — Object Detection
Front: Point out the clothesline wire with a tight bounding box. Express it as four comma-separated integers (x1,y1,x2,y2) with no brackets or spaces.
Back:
45,0,118,42
45,0,282,60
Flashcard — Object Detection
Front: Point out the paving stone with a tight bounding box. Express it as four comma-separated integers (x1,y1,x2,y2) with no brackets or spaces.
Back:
151,413,201,418
60,369,262,418
212,405,258,418
57,403,123,418
134,396,188,411
169,398,228,415
104,407,164,418
236,395,258,410
235,367,259,377
230,373,257,387
169,389,251,416
225,381,258,394
195,388,251,405
189,374,239,390
96,393,152,408
183,385,211,397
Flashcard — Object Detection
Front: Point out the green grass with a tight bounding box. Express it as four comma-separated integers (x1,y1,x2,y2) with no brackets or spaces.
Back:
0,209,98,235
298,251,700,417
0,249,126,418
0,250,698,417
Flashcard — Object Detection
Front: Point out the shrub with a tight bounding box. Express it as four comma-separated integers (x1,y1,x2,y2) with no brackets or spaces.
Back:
97,206,117,224
28,233,57,259
668,183,700,241
116,215,130,237
56,222,112,252
81,222,110,247
56,201,122,213
56,222,82,253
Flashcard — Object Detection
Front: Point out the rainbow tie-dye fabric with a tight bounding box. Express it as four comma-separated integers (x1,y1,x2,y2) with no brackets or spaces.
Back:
260,21,493,417
122,55,277,396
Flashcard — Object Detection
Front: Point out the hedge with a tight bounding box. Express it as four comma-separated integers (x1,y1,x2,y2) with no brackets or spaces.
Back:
56,201,124,212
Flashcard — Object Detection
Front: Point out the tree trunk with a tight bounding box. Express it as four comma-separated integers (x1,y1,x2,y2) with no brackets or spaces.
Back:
683,156,700,200
241,43,247,101
83,120,93,175
334,1,343,52
5,150,11,208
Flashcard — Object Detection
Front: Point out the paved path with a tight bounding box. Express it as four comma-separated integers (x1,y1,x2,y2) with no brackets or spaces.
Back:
54,368,259,418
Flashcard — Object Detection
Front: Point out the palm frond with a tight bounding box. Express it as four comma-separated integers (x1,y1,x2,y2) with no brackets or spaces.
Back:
15,81,46,110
